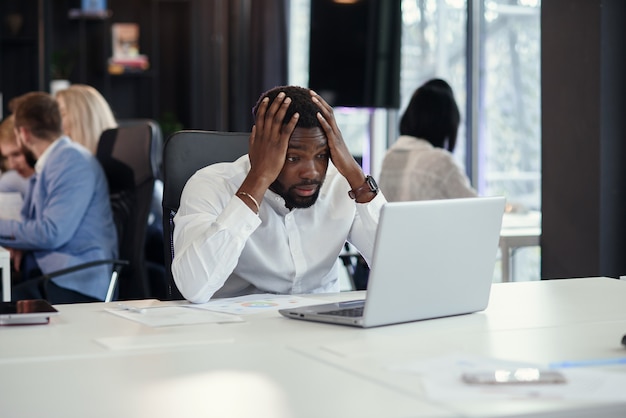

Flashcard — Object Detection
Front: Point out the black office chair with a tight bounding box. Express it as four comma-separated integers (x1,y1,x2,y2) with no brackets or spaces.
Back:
32,121,161,302
97,121,161,300
117,118,166,297
159,129,365,298
161,130,250,300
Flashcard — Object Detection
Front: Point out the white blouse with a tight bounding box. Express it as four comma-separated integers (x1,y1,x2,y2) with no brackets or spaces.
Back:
379,136,477,202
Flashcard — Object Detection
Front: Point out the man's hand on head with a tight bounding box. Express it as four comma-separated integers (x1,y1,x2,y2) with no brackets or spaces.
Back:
248,92,300,187
237,91,299,212
310,90,366,190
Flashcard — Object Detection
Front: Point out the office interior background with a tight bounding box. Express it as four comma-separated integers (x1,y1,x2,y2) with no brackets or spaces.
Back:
0,0,624,281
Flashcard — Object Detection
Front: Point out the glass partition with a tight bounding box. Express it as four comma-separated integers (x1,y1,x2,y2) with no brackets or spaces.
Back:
289,0,542,281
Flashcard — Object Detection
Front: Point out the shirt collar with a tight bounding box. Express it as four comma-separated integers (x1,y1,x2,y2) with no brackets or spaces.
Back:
34,136,65,173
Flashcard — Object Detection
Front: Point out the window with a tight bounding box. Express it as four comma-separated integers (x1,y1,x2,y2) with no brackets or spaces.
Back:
289,0,541,281
476,0,541,212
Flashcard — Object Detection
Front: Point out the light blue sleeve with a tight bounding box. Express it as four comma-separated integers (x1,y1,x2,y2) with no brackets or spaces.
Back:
0,149,97,250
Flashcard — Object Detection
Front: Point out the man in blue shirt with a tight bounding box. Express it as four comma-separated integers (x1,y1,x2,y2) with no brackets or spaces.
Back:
0,92,117,303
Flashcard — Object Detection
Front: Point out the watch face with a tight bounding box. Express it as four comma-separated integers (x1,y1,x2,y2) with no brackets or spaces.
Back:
348,176,379,200
366,176,379,193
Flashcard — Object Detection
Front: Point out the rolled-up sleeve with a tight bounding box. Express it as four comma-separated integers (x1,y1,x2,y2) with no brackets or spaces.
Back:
172,170,261,303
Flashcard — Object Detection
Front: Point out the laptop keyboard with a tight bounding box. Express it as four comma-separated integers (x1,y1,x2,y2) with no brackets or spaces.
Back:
318,306,364,317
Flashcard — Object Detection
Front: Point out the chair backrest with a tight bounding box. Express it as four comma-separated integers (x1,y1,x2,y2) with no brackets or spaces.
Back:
118,118,164,179
97,121,161,300
162,130,250,300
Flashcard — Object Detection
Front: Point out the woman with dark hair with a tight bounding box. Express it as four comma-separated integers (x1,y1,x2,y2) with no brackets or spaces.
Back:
379,78,477,201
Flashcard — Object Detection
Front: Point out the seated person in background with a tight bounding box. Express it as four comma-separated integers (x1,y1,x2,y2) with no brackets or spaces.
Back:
0,114,35,196
172,85,386,303
56,84,165,276
379,78,477,202
55,84,117,154
356,79,477,290
0,92,118,304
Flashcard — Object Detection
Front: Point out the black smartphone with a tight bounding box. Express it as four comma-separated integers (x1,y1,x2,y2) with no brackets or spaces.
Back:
0,299,59,325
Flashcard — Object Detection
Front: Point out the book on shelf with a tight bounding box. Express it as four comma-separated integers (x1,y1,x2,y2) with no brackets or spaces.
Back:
69,0,110,18
108,56,150,74
82,0,107,12
108,23,150,74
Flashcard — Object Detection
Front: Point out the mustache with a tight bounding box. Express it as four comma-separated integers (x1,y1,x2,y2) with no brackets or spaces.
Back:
292,180,322,187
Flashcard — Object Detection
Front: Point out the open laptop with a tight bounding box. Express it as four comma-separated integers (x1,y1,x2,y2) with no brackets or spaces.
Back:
279,196,506,328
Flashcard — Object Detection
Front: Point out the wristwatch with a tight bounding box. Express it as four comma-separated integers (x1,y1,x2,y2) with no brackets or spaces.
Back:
348,175,379,201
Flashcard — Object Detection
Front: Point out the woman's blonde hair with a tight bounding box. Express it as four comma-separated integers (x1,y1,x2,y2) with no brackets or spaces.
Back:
56,84,117,154
0,115,16,171
0,114,16,147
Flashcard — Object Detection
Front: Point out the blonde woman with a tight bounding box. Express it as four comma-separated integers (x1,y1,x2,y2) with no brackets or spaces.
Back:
56,83,166,284
55,84,117,154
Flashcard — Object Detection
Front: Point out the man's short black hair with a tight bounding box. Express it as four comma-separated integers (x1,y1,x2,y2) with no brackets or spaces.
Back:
252,85,322,129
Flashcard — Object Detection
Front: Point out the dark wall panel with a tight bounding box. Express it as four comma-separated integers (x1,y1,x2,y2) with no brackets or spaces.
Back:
309,0,401,108
541,0,626,278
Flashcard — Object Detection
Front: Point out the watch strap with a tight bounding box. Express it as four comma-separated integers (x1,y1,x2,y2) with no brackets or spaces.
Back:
348,175,378,201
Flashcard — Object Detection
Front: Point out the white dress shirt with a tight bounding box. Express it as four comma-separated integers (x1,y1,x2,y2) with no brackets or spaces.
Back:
379,135,477,202
172,155,386,303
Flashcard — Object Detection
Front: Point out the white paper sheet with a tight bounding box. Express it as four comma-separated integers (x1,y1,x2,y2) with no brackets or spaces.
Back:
96,333,234,350
388,352,626,401
105,306,244,327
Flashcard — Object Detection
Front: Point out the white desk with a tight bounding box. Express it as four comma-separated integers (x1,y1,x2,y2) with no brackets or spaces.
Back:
499,211,541,282
1,278,626,417
0,246,9,301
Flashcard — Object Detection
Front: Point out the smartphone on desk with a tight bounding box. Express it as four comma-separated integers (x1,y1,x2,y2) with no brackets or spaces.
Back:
462,368,566,385
0,299,59,325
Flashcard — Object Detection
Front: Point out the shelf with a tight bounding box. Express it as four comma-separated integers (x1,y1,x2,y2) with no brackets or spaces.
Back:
68,9,112,20
109,70,154,78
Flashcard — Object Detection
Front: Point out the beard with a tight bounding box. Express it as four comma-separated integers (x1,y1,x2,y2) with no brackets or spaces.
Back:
270,180,323,210
24,148,37,168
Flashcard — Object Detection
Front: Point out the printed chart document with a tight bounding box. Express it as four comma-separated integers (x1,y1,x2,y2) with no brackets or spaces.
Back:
189,294,323,315
0,192,22,221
